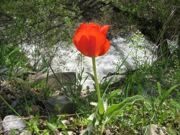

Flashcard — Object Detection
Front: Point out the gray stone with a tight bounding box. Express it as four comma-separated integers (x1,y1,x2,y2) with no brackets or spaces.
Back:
28,72,76,91
145,124,168,135
2,115,26,133
44,95,76,114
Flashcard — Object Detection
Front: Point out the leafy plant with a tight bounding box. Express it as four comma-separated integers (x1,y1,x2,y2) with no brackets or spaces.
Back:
0,44,29,78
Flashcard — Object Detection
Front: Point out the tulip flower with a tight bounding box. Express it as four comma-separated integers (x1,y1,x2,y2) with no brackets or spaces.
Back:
73,22,110,57
73,22,111,116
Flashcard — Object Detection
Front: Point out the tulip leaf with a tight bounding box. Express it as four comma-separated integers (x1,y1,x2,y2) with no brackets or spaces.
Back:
98,98,105,115
105,95,144,117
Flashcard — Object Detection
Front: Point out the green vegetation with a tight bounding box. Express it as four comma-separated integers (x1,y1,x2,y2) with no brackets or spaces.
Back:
0,0,179,135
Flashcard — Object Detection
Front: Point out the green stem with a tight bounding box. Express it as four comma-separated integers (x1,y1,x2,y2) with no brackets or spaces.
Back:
92,57,101,102
0,95,20,116
92,57,104,134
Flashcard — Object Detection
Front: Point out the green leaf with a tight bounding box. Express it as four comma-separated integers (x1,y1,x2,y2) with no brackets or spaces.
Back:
144,99,152,110
47,122,57,132
86,72,95,81
159,84,180,106
157,82,162,97
8,47,19,57
108,89,121,99
105,95,144,117
169,100,180,110
98,98,105,115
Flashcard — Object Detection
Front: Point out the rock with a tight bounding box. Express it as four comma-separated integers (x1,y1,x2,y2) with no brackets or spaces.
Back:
145,124,168,135
2,115,26,134
61,120,70,125
28,72,76,91
67,131,74,135
105,129,113,135
44,95,76,114
20,130,32,135
50,34,156,89
22,33,156,89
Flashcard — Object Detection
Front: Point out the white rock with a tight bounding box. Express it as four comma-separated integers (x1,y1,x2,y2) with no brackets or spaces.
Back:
2,115,26,132
21,32,156,89
52,34,155,89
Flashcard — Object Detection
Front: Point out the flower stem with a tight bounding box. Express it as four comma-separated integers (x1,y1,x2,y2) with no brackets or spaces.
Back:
92,57,104,134
92,57,101,102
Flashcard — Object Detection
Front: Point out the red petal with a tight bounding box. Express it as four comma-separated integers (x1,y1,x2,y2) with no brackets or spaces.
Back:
74,23,87,35
79,23,88,30
87,27,109,56
77,35,89,56
84,35,96,56
98,39,110,56
100,25,110,35
88,22,101,31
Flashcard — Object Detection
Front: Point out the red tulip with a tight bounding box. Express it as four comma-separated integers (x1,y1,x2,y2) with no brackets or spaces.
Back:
73,22,110,57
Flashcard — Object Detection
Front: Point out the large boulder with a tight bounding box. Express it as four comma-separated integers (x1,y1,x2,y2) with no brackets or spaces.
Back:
22,32,156,89
50,33,156,89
